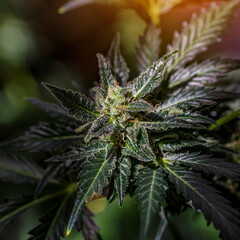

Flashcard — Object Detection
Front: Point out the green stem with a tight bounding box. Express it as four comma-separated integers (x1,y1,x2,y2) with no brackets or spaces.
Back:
0,183,77,224
208,109,240,131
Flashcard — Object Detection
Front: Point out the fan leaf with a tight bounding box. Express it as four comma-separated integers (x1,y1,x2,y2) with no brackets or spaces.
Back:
67,143,116,235
136,167,168,240
42,83,98,122
135,24,161,73
114,156,131,205
131,50,178,99
168,0,240,72
164,164,240,240
107,33,129,87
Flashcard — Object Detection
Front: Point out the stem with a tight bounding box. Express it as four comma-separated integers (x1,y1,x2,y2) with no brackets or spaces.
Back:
208,109,240,131
155,207,168,240
0,183,77,223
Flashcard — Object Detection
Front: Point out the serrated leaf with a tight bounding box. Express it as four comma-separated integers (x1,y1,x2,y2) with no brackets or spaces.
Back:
131,50,178,99
7,122,82,153
167,0,240,72
28,194,70,240
47,141,113,163
135,167,167,240
139,113,214,130
164,152,240,180
67,145,116,235
135,24,161,73
156,88,240,113
85,115,115,143
0,152,44,184
107,33,129,87
164,164,240,240
114,156,131,205
122,128,156,162
27,97,76,123
125,99,154,112
77,208,102,240
0,190,68,232
42,82,98,122
168,58,240,88
97,54,115,93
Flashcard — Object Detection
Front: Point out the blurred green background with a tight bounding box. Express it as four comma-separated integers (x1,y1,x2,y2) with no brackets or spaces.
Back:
0,0,240,239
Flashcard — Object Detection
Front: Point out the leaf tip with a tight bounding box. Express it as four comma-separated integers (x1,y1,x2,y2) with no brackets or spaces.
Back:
66,228,71,237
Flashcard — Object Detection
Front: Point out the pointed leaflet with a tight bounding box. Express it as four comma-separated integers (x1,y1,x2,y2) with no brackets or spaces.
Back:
125,99,154,112
139,113,215,130
164,152,240,180
67,143,116,235
0,152,44,184
135,167,168,240
7,122,82,153
132,50,178,99
47,141,112,163
42,82,98,122
122,128,156,162
85,115,115,143
76,208,102,240
168,58,240,88
0,190,68,232
135,24,161,73
164,164,240,240
97,54,115,93
114,156,131,205
27,97,76,122
156,88,240,113
167,0,240,72
28,194,70,240
107,33,129,87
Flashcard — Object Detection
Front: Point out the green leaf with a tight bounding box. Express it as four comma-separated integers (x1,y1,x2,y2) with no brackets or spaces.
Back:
114,156,131,205
47,141,113,163
27,97,76,123
135,167,167,240
168,58,240,88
135,24,161,73
164,164,240,240
122,128,156,162
131,50,178,99
97,53,115,93
67,145,116,235
0,189,69,232
28,194,70,240
42,82,98,122
167,0,240,72
8,122,82,153
77,208,102,240
164,152,240,180
85,115,115,143
107,33,129,87
156,88,240,113
125,99,154,112
139,113,215,130
0,152,44,184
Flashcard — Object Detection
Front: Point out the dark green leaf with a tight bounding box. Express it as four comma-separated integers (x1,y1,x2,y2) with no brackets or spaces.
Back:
114,156,131,205
136,167,167,240
131,50,178,99
42,83,98,122
107,33,129,87
164,164,240,240
135,24,161,73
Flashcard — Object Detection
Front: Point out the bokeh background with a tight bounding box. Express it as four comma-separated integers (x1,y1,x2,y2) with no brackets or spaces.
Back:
0,0,240,239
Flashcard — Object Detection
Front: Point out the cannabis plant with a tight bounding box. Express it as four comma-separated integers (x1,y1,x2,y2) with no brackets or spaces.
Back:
1,0,240,240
